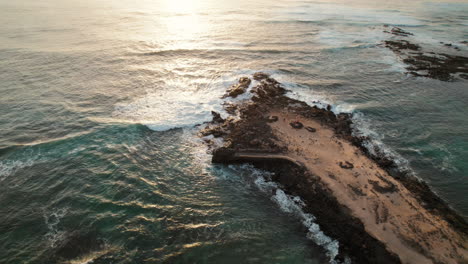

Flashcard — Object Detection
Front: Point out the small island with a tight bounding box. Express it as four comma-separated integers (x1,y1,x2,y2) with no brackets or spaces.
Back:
200,73,468,264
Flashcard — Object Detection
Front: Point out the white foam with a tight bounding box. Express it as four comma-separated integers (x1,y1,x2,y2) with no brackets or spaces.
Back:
350,112,414,175
0,158,36,181
113,89,221,131
378,48,408,73
44,207,68,248
317,27,386,49
428,142,458,173
231,164,341,263
272,189,339,261
113,70,263,132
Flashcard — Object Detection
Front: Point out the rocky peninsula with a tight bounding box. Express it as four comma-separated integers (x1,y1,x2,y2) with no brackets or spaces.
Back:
200,73,468,264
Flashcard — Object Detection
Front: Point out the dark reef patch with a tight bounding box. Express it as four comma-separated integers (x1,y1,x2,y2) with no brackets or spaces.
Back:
383,26,468,81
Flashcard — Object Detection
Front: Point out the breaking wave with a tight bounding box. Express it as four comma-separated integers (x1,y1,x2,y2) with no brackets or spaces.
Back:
232,164,341,263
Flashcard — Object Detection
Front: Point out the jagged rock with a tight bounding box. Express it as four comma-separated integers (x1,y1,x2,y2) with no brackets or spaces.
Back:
384,40,420,51
253,72,270,81
51,231,104,261
211,111,224,123
212,147,235,163
384,27,414,37
223,77,251,98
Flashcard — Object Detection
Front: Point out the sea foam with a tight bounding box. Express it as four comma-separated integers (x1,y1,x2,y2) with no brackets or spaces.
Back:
0,158,36,181
233,164,341,263
43,207,68,248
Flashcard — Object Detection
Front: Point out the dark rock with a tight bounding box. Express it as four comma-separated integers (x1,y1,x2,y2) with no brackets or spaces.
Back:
249,139,260,146
200,125,225,138
211,111,224,123
267,115,279,123
52,231,104,261
223,77,251,98
375,156,395,168
212,129,224,138
290,121,303,129
253,72,270,81
384,40,420,51
339,161,354,169
212,147,235,163
384,38,468,81
306,126,317,133
388,27,414,37
368,179,397,194
238,76,251,86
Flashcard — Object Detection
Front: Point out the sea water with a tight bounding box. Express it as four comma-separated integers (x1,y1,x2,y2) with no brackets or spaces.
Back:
0,0,467,263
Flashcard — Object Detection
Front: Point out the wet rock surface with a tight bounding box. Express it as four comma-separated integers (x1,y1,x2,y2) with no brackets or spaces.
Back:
200,73,468,263
223,76,251,98
383,26,468,81
43,231,105,263
384,26,414,37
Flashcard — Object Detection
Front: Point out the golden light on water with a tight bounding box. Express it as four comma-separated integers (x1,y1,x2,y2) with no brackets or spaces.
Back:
161,0,209,50
164,0,200,14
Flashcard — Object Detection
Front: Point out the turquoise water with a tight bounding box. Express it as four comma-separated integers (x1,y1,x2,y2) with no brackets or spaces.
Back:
0,0,467,263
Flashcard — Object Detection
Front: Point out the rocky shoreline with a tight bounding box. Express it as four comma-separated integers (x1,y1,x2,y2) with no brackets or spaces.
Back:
383,26,468,81
200,73,468,263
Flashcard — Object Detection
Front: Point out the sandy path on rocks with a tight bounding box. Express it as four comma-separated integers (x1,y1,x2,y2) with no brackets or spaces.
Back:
268,110,468,264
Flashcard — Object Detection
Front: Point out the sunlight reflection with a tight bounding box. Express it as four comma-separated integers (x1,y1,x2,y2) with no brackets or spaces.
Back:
161,0,209,50
164,0,201,14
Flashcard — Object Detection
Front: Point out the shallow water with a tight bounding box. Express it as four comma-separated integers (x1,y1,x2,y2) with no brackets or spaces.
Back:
0,0,467,263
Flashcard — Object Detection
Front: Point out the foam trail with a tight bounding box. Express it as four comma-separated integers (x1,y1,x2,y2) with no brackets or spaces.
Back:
43,207,68,248
113,89,221,131
232,164,341,263
0,158,36,181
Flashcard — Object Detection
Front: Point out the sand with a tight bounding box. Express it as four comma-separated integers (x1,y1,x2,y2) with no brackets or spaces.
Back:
268,110,467,264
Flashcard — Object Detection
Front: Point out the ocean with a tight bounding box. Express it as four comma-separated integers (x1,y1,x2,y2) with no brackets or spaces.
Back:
0,0,467,263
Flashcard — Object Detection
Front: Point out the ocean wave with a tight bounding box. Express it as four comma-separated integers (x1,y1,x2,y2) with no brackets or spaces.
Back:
131,48,305,57
113,70,264,132
350,112,414,174
113,89,222,131
275,4,423,27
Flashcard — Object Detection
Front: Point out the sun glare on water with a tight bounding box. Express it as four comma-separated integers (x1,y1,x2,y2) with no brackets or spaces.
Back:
164,0,201,14
161,0,210,49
